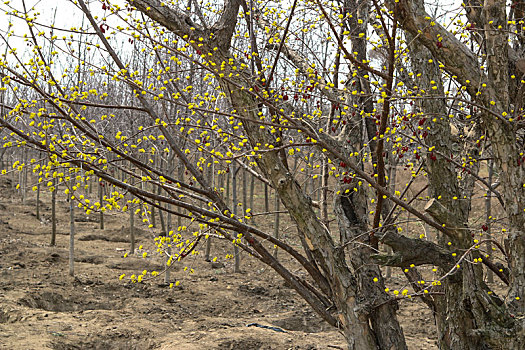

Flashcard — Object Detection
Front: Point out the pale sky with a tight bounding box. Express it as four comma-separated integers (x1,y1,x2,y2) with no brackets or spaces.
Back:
0,0,129,60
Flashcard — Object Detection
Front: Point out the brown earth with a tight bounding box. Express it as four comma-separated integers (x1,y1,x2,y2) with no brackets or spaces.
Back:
0,176,443,350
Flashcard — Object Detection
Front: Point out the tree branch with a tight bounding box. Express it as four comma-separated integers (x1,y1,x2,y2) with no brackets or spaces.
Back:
372,230,455,269
130,0,206,42
210,0,241,50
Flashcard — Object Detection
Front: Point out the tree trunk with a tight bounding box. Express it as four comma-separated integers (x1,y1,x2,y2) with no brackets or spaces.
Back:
264,183,269,213
165,203,172,283
51,177,57,246
129,200,135,255
249,171,256,226
21,148,27,204
99,181,104,230
273,193,280,259
486,159,494,284
232,163,240,273
69,182,75,277
36,182,40,221
150,182,156,228
205,159,214,261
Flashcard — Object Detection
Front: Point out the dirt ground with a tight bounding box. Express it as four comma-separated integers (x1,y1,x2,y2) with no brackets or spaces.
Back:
0,176,440,350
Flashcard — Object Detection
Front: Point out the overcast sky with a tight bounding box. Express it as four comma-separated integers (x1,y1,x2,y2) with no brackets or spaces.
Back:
0,0,130,60
0,0,464,70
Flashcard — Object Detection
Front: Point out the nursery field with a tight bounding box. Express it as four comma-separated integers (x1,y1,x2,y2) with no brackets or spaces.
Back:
0,177,441,349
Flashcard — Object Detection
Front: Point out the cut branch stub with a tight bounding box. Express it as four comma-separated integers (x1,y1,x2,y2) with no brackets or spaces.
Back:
373,230,454,269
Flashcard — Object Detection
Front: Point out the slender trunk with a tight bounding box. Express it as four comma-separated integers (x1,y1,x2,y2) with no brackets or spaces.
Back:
232,163,240,272
485,159,494,283
22,148,27,204
130,198,135,255
18,154,22,198
273,194,280,259
242,166,247,216
321,157,329,226
293,155,298,173
11,154,16,190
165,154,173,282
264,183,269,213
157,186,166,236
157,187,168,280
69,181,75,277
177,162,184,229
219,167,224,192
204,160,213,261
99,181,104,229
385,161,397,280
249,172,255,225
51,177,57,246
304,164,310,195
150,182,156,228
165,200,171,283
226,166,230,201
36,182,40,221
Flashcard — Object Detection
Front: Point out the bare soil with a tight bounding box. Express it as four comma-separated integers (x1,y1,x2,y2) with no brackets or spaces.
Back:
0,178,439,350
